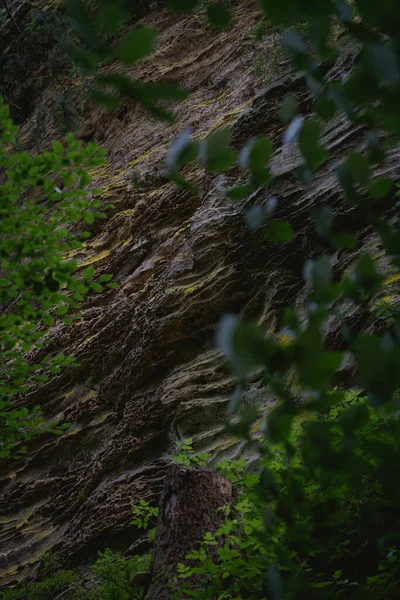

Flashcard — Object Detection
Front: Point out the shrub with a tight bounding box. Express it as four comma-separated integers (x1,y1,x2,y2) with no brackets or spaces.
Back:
0,550,150,600
174,395,400,599
0,98,111,457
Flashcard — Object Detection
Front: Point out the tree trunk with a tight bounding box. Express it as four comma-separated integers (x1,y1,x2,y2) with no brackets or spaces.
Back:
145,464,237,600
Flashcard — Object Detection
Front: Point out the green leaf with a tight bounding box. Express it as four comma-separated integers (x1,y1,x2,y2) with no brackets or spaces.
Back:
226,184,254,200
66,0,99,44
83,211,95,224
309,15,333,60
331,232,357,249
207,4,232,28
315,94,337,120
166,130,198,171
353,254,382,297
63,44,99,72
364,43,400,86
169,171,196,192
147,82,189,102
283,116,304,144
260,0,298,24
90,91,119,110
264,220,294,243
84,266,96,279
54,305,69,316
90,282,103,292
97,0,125,34
53,141,63,155
313,205,334,236
166,0,200,11
355,333,400,403
239,136,273,174
304,255,332,298
268,564,283,600
280,94,298,123
369,176,393,198
298,118,328,169
98,274,113,283
202,128,236,173
117,27,157,65
217,315,277,378
346,151,370,186
283,29,308,57
366,132,385,165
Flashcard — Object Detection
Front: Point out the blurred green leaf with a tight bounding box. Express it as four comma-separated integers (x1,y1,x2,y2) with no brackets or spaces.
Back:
369,176,393,198
264,220,294,243
202,128,236,173
346,151,370,186
299,118,328,169
280,94,298,123
331,232,357,249
84,266,95,280
166,0,200,12
207,4,232,28
97,0,126,34
117,27,157,65
239,136,273,174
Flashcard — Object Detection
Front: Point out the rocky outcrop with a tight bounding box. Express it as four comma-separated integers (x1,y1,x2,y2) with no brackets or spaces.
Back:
1,0,400,586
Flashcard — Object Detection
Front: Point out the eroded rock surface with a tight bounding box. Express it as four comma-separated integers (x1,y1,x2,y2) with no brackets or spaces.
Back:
1,0,400,586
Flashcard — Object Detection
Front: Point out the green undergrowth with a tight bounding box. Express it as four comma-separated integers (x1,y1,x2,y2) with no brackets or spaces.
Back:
3,392,399,599
0,550,150,600
173,393,400,599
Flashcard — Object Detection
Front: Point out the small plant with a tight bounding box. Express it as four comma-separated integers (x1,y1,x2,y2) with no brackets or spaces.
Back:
0,98,113,457
90,549,150,600
131,500,159,532
172,438,212,467
0,550,150,600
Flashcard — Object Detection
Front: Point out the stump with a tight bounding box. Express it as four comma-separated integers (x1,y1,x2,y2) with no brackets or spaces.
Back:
145,464,237,600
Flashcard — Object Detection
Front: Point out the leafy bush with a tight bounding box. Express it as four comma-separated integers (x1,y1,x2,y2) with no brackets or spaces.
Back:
173,395,400,599
0,550,150,600
0,98,112,457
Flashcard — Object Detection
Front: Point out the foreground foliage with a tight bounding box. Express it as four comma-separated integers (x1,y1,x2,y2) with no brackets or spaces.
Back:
174,397,400,599
0,101,110,457
4,397,399,599
0,550,150,600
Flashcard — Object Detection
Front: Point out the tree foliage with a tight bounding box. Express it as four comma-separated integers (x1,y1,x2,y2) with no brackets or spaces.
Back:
0,550,150,600
0,99,111,457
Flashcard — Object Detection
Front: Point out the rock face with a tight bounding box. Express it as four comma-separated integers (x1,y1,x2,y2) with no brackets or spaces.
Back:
1,0,400,587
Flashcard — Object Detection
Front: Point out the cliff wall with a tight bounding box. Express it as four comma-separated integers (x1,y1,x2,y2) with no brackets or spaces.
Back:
1,0,400,586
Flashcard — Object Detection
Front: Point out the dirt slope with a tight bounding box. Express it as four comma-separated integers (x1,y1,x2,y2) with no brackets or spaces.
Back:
1,0,400,586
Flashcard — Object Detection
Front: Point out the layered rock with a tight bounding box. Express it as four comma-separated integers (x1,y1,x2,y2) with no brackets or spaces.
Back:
0,0,400,586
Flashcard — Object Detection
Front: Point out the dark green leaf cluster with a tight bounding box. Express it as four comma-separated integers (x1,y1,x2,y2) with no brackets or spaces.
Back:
174,398,400,599
0,99,114,457
0,550,150,600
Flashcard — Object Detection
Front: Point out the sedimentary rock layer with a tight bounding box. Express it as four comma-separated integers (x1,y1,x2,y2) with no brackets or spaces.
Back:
1,0,400,586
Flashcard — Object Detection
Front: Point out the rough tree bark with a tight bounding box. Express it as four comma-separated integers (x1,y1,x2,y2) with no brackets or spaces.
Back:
144,464,237,600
